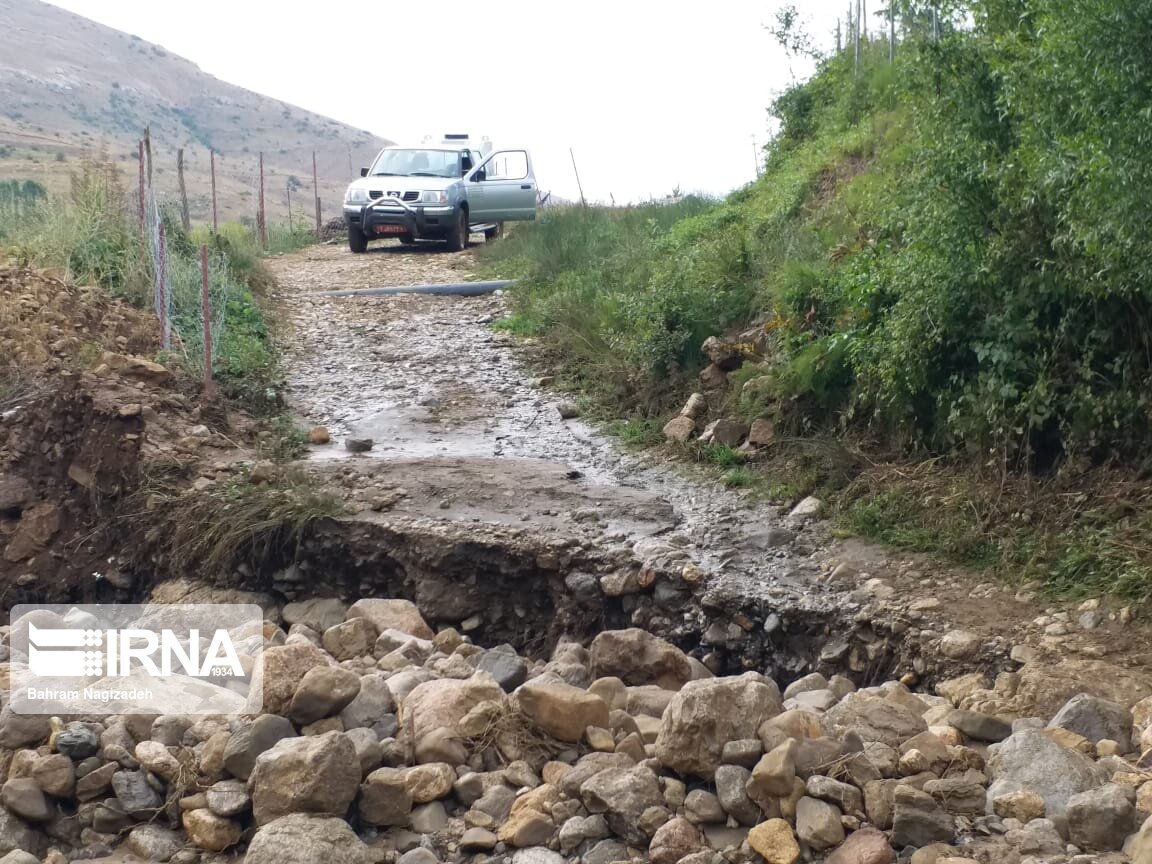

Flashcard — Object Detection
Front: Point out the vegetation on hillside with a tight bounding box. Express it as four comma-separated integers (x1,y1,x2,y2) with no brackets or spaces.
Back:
482,0,1152,599
0,160,314,412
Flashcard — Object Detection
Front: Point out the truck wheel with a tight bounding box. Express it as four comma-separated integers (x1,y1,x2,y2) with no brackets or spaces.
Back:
484,222,504,242
445,210,469,252
348,226,368,253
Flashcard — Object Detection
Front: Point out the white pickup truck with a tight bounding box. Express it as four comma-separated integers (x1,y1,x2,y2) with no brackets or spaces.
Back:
342,134,538,253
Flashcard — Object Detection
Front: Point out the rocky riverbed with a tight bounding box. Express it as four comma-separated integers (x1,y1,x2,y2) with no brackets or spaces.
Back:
2,601,1152,864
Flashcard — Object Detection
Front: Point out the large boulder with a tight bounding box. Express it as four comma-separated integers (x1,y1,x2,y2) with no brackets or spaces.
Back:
1012,659,1152,718
824,694,927,747
890,786,954,848
580,766,665,846
402,673,505,760
589,629,692,690
358,768,412,827
222,714,296,781
1047,692,1133,753
244,814,372,864
986,729,1106,817
288,666,362,725
249,732,360,825
654,673,782,780
347,599,433,640
257,642,331,716
516,680,610,743
1066,784,1135,851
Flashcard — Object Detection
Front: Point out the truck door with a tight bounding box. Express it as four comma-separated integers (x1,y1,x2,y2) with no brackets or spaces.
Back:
466,150,537,222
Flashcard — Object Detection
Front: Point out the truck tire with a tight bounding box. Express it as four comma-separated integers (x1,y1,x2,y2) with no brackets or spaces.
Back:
484,222,504,242
348,226,368,254
445,209,469,252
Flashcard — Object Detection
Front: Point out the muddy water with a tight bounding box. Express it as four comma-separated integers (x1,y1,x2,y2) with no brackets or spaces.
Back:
273,243,818,592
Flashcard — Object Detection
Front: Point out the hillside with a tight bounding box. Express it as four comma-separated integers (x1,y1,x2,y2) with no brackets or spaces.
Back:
0,0,391,222
480,0,1152,601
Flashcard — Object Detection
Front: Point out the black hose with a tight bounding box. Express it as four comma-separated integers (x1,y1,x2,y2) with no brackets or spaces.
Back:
320,280,516,298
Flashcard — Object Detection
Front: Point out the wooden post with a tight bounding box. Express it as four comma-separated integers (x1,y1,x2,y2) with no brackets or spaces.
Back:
312,151,322,238
201,244,214,397
258,152,267,250
158,222,169,350
137,139,145,237
210,150,218,233
177,148,191,232
286,182,293,233
570,148,587,208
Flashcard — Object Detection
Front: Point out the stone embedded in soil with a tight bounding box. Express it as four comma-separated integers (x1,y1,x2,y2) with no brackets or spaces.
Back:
308,426,331,444
700,418,749,447
788,495,823,518
589,628,693,690
517,679,610,742
663,415,696,443
347,598,434,640
344,437,374,452
939,629,982,660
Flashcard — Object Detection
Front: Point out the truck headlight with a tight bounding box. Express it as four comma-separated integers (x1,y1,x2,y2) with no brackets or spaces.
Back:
345,187,368,205
420,190,448,204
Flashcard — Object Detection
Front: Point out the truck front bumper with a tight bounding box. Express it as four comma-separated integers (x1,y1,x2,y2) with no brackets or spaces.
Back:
343,199,456,239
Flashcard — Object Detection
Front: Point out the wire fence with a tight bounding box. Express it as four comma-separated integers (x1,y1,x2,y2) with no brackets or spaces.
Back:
135,128,331,394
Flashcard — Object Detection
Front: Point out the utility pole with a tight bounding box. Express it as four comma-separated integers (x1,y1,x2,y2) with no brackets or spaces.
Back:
751,135,761,178
570,148,587,208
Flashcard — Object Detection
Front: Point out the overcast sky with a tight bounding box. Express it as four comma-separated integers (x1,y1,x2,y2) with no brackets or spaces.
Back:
45,1,846,203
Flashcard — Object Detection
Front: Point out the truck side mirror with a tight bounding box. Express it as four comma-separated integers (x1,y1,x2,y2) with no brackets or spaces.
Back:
473,167,486,182
360,167,369,177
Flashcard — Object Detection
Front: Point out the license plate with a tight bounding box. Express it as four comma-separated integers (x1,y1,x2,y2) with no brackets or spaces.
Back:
375,225,407,235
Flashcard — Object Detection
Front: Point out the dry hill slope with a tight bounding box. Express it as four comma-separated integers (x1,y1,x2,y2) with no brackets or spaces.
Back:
0,0,392,222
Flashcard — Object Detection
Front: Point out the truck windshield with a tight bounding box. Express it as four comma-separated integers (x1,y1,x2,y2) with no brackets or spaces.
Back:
369,149,461,178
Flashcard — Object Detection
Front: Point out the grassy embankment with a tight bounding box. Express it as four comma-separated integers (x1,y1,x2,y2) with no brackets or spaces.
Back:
479,8,1152,602
0,160,335,563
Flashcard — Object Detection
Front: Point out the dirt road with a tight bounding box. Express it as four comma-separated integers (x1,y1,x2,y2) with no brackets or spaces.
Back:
266,240,1152,712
